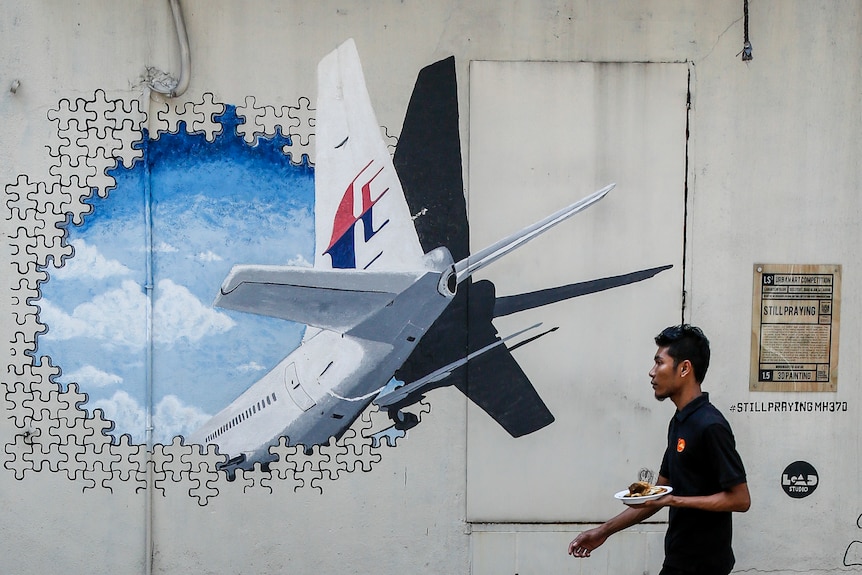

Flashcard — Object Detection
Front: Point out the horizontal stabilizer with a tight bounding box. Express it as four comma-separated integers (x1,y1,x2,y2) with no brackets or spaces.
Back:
453,183,614,283
215,265,424,333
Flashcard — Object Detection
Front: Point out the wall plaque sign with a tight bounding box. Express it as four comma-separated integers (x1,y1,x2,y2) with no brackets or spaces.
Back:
750,264,841,392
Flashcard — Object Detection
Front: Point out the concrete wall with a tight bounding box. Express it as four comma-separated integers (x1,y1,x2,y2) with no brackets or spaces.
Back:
2,1,861,574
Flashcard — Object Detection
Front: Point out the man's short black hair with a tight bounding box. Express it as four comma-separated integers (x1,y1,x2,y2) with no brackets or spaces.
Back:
655,324,711,383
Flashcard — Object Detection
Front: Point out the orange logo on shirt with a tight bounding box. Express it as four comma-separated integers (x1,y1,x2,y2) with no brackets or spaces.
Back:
677,438,686,452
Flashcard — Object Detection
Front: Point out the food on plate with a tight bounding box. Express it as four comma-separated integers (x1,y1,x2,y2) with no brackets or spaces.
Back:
624,481,667,498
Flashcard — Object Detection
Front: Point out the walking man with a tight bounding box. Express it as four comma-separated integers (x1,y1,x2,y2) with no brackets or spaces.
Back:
568,324,750,575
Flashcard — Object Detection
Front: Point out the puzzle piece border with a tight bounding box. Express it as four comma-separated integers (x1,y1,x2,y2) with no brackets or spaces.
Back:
3,87,422,505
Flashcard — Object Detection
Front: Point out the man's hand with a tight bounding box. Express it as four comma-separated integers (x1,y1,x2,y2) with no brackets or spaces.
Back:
625,492,673,510
567,487,667,558
568,527,608,558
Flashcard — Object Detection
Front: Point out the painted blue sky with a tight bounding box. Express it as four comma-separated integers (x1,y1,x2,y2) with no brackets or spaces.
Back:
37,107,316,443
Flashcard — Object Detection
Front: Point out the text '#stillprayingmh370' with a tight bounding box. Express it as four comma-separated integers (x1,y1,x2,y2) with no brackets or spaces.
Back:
729,401,848,413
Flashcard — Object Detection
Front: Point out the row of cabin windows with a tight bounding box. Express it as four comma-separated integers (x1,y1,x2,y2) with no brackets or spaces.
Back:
205,392,278,443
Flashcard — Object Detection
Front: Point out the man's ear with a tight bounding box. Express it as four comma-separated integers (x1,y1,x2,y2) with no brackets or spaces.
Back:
678,359,692,378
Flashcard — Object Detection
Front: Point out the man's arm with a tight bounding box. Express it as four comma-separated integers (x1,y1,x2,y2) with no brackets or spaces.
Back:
652,480,751,513
568,505,662,557
570,477,750,558
568,475,671,558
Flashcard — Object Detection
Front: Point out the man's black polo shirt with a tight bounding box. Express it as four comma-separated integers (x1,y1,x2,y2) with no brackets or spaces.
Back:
659,393,746,575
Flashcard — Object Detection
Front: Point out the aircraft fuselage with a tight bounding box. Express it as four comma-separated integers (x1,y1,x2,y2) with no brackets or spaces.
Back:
189,248,457,464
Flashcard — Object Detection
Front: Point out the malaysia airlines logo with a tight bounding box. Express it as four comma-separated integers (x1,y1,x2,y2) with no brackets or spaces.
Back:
324,159,390,269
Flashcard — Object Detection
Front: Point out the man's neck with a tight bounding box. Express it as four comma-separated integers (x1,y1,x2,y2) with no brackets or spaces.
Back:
672,384,703,411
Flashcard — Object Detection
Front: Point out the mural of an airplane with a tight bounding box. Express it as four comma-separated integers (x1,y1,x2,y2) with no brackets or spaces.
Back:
188,39,671,468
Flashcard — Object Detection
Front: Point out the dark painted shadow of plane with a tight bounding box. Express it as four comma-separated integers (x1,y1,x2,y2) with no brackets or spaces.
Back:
390,56,672,436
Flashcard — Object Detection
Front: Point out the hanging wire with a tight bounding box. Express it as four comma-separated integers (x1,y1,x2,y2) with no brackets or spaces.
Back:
738,0,753,61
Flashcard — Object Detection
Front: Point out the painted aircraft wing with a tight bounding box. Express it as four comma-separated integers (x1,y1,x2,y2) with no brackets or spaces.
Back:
314,39,425,272
214,264,424,333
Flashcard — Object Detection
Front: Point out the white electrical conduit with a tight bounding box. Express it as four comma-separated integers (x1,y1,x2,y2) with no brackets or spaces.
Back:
143,1,191,571
142,111,156,575
150,0,191,97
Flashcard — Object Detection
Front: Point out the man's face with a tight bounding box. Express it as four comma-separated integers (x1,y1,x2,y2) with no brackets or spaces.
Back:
649,346,681,401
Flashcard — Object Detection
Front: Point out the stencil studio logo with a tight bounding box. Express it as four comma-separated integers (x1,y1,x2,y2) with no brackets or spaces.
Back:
781,460,819,498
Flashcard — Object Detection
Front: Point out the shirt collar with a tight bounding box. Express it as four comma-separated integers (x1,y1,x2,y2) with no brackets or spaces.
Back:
674,392,709,424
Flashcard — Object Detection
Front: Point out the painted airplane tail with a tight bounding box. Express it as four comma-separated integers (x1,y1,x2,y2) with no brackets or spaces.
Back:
314,38,425,273
313,43,569,438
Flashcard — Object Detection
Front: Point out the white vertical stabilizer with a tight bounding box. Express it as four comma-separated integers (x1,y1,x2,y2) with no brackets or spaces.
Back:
314,39,425,272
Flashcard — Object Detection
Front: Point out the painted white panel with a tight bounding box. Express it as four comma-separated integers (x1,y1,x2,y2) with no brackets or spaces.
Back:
467,61,688,522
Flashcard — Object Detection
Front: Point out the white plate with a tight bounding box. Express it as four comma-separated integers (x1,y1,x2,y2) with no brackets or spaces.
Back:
614,486,673,505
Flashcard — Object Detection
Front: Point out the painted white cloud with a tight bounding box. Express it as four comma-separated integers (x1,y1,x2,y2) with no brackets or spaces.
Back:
39,298,93,340
60,364,123,388
41,278,235,348
237,361,267,373
66,280,148,347
153,279,235,344
195,250,223,262
154,242,179,253
154,395,212,442
287,254,312,267
91,390,211,444
50,239,132,280
90,390,147,442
